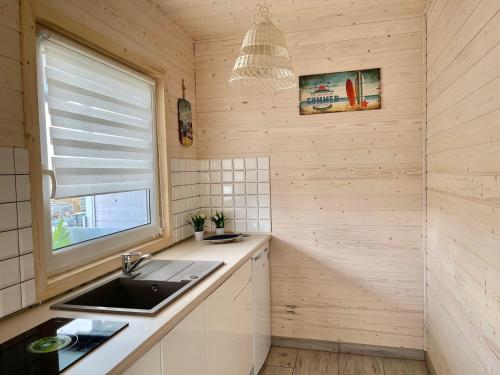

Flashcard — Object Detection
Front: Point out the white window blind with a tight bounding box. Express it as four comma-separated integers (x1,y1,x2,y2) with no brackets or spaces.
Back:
39,34,156,199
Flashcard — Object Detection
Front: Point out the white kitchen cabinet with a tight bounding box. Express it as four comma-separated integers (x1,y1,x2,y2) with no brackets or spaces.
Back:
123,342,162,375
233,280,254,375
252,245,271,373
206,260,253,375
161,302,207,375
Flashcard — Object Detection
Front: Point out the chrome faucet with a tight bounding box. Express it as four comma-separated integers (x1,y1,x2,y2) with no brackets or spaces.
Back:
121,251,152,276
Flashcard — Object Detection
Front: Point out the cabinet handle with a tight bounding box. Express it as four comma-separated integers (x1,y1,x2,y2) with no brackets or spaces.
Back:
252,247,269,261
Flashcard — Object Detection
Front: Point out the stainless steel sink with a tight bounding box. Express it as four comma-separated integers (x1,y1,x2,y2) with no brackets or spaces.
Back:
51,260,223,316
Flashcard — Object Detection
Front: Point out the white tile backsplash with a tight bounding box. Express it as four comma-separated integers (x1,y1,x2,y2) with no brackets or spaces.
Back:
0,147,35,318
170,156,271,244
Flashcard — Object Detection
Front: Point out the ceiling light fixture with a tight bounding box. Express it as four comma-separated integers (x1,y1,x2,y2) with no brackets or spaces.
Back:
228,0,297,90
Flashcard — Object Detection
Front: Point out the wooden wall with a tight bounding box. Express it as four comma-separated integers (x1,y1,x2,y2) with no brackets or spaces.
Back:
0,0,24,147
196,7,426,348
425,0,500,373
0,0,197,158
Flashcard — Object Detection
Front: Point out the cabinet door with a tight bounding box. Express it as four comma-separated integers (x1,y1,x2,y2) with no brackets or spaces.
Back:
206,260,252,375
123,342,162,375
161,302,207,375
252,245,271,373
233,280,254,375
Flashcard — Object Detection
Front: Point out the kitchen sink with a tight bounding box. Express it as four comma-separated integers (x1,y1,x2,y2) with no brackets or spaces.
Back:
51,260,223,316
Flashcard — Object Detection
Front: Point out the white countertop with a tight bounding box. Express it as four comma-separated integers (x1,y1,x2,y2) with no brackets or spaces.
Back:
0,234,271,374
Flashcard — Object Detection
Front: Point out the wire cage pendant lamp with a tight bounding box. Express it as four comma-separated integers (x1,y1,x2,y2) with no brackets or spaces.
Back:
229,0,297,90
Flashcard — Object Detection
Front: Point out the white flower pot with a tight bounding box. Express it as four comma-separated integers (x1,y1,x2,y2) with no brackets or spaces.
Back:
194,231,204,241
215,227,224,235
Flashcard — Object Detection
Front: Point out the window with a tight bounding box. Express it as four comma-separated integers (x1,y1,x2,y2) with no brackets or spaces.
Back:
36,28,160,273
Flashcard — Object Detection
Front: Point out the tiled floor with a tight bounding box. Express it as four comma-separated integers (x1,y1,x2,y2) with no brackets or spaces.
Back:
260,347,429,375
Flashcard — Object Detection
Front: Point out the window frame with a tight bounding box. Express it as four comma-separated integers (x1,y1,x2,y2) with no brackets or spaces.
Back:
21,0,174,302
36,29,162,275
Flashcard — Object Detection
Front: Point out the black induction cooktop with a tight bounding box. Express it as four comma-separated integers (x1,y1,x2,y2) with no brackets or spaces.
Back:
0,318,128,375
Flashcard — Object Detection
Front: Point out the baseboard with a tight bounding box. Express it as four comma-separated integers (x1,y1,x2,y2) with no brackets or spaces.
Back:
425,352,438,375
271,336,425,361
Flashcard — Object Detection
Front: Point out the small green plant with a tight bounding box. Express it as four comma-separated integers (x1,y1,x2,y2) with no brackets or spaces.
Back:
187,212,206,232
52,219,71,250
210,211,226,229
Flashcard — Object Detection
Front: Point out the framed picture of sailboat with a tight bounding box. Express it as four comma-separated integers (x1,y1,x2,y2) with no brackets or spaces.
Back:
299,68,381,115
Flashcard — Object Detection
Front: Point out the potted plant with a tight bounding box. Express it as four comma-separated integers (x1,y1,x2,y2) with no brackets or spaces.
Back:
211,211,226,235
188,212,206,241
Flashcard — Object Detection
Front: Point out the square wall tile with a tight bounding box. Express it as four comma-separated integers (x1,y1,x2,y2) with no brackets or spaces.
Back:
257,157,270,170
246,220,259,232
259,207,271,220
199,184,210,196
258,183,270,194
258,169,270,182
210,159,221,171
0,203,17,232
234,183,245,195
14,148,29,174
0,176,16,203
223,184,233,195
222,171,233,183
235,208,246,220
210,171,221,183
0,284,21,318
234,196,246,208
0,257,20,288
235,220,246,233
258,195,271,207
233,158,244,170
259,220,271,233
200,172,210,184
0,148,14,175
222,159,233,170
210,196,222,208
247,207,258,220
20,253,34,281
234,171,245,183
0,230,18,260
246,195,258,207
246,170,257,183
246,183,257,195
223,196,234,207
211,184,221,195
21,279,36,308
245,157,257,170
223,208,234,219
199,159,210,171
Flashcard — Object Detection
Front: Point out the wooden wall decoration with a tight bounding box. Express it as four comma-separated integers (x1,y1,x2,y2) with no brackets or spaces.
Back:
299,69,381,115
178,79,193,146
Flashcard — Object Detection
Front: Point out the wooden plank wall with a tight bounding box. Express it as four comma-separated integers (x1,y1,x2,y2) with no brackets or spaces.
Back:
196,5,426,348
425,0,500,373
0,0,24,147
0,0,197,159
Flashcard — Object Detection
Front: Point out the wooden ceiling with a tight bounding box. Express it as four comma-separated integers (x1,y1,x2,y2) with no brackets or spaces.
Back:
147,0,428,41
